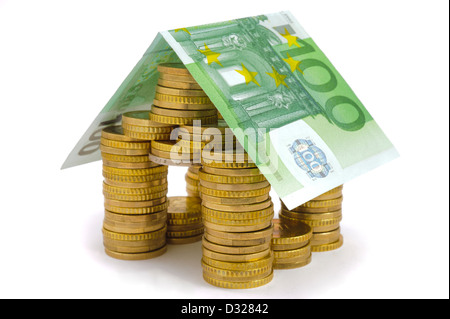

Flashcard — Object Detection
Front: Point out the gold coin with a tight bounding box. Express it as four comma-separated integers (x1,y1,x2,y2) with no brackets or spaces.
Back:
101,126,140,142
204,232,271,247
121,110,174,129
311,227,341,246
271,218,312,246
299,196,344,208
180,120,229,134
279,211,342,228
200,193,269,205
185,175,199,187
202,246,270,263
103,236,165,248
121,122,174,134
201,160,257,169
273,251,312,264
151,140,183,153
201,166,261,177
153,98,215,111
103,217,167,229
148,153,200,167
103,182,168,196
202,271,273,289
285,205,343,213
311,235,344,252
186,184,199,193
157,63,191,76
102,165,167,176
103,219,167,234
177,139,234,151
271,241,310,251
167,217,202,226
202,252,273,271
199,185,271,198
199,180,270,192
104,240,165,254
198,169,266,184
100,138,150,150
202,263,272,282
101,153,151,163
100,144,150,156
167,227,204,238
150,148,198,160
167,196,202,219
203,219,273,233
202,151,254,164
102,226,166,241
273,244,311,259
151,105,217,118
103,189,168,202
202,238,270,255
281,209,342,220
273,255,312,270
158,78,202,90
122,129,172,141
202,198,273,213
167,222,203,232
102,159,158,169
159,72,197,83
155,84,207,97
104,196,166,208
104,201,169,215
102,171,168,183
186,190,200,197
186,170,199,181
202,207,274,223
104,210,167,223
205,224,273,240
104,245,167,261
312,185,344,200
150,112,218,126
104,178,168,189
166,234,203,245
155,92,211,105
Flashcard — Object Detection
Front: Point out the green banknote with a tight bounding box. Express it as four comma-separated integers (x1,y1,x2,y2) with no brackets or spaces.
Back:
63,11,398,209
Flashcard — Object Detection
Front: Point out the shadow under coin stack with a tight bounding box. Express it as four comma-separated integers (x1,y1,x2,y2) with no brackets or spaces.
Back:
271,218,313,269
100,126,170,260
279,185,344,253
199,150,275,289
166,196,203,244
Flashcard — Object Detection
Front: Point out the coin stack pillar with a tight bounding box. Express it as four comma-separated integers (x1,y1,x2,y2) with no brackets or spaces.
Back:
199,150,275,289
279,185,344,253
100,125,171,260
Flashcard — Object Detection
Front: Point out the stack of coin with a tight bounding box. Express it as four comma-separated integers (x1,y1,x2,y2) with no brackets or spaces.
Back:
199,150,274,289
279,185,344,253
121,110,174,141
150,63,218,126
166,196,203,244
100,126,169,260
185,166,200,197
271,218,312,269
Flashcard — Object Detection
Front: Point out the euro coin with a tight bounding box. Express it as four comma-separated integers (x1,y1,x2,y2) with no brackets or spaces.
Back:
273,255,312,270
202,238,270,255
202,271,273,289
100,144,150,156
200,193,269,205
157,63,191,76
121,110,174,129
166,234,203,245
155,84,207,97
310,227,341,246
101,126,140,142
104,245,167,261
311,235,344,253
203,219,273,233
205,224,273,240
202,246,270,263
271,218,312,246
199,185,271,198
202,252,274,271
158,78,202,90
104,210,167,223
201,166,261,177
199,180,270,192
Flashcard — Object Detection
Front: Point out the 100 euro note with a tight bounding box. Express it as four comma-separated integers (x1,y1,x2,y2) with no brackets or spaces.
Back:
63,11,398,209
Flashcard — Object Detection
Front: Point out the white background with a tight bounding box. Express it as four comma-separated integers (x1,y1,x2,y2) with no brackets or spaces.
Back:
0,0,448,299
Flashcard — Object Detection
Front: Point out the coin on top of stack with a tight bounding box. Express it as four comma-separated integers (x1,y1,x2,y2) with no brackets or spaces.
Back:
100,126,169,260
121,110,174,141
186,166,201,198
199,148,274,289
279,185,344,253
150,63,218,126
166,196,203,245
271,218,312,270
